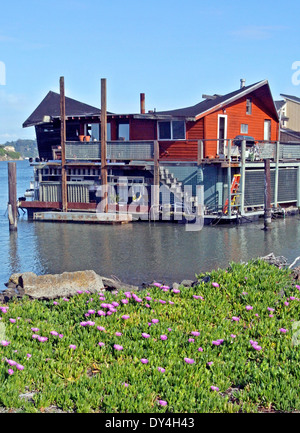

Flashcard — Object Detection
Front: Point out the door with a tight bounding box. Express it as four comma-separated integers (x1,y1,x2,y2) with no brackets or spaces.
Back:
264,120,271,141
218,115,227,156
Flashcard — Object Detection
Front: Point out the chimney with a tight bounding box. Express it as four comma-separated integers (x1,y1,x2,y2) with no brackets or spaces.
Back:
140,93,145,114
240,78,246,89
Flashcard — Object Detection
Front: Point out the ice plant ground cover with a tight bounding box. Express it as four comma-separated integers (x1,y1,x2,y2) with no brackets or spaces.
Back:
0,259,300,413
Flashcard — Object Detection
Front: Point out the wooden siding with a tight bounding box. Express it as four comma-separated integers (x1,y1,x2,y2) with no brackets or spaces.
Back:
129,119,157,140
203,90,278,157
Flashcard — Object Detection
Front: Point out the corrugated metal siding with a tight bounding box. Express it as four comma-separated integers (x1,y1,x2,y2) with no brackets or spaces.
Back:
245,168,297,206
39,182,93,203
280,144,300,159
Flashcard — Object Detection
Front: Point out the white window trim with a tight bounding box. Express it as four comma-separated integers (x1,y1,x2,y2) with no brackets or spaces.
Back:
217,114,227,154
157,120,186,140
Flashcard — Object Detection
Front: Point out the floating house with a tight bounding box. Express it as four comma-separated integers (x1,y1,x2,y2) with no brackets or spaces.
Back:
20,78,300,224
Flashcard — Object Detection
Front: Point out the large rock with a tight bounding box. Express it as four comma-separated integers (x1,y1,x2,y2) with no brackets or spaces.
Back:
3,270,105,301
1,271,140,303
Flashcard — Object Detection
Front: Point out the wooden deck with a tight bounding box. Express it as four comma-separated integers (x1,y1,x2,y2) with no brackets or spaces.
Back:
33,211,132,224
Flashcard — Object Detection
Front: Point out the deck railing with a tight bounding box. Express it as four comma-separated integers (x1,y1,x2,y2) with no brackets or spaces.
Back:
64,139,300,163
65,140,154,161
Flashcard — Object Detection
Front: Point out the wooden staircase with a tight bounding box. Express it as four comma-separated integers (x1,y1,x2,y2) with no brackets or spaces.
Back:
223,174,241,214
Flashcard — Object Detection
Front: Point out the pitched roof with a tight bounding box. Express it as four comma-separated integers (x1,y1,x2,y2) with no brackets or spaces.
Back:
23,91,103,128
275,100,286,111
153,80,278,120
280,94,300,105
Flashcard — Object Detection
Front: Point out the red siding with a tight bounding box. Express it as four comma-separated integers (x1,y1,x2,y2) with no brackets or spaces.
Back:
204,90,278,157
129,119,156,140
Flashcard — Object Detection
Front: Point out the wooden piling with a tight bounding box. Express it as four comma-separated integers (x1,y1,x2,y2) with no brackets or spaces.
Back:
60,76,68,212
8,162,17,231
101,78,108,213
264,158,272,230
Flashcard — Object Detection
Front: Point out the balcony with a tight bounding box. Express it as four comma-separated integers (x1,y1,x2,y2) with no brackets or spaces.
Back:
65,140,154,161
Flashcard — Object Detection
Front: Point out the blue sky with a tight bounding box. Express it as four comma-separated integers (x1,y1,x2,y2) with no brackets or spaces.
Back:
0,0,300,141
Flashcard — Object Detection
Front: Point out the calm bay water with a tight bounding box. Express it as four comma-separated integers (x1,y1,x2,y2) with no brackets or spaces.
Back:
1,160,300,291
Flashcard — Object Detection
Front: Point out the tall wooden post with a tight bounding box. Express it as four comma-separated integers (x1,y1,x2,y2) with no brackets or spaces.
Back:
8,162,17,231
227,139,232,219
274,141,280,208
197,140,203,165
152,140,160,219
101,78,108,213
60,76,68,212
264,158,272,230
239,139,246,216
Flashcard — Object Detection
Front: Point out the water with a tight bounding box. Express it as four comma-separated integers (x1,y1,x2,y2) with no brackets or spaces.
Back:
1,160,300,290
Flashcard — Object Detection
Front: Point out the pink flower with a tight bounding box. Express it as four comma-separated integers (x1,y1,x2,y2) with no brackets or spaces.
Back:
269,314,274,318
245,305,253,311
153,283,161,288
169,301,175,305
207,361,213,366
121,299,128,304
122,382,129,387
145,296,152,301
210,386,219,391
198,347,204,352
212,282,219,288
69,345,76,350
230,334,236,338
112,302,119,307
296,285,300,291
97,310,106,316
191,331,200,336
88,309,95,315
50,331,58,336
279,328,288,333
7,360,16,366
31,327,39,332
267,307,275,312
38,336,48,343
141,358,149,364
76,290,83,294
242,291,248,295
27,354,31,358
98,342,105,347
16,364,24,371
157,367,165,373
160,335,168,341
152,319,159,324
193,295,203,300
172,289,180,294
53,301,58,305
80,321,87,326
8,369,14,375
159,300,166,304
115,332,122,336
86,321,95,326
122,315,130,320
9,318,16,323
290,296,296,301
188,338,195,343
142,333,150,338
284,301,289,306
114,344,123,351
232,316,240,321
158,400,167,406
184,357,195,364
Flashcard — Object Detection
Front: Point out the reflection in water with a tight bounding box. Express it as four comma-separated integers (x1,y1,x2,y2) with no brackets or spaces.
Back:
8,231,21,276
28,217,300,286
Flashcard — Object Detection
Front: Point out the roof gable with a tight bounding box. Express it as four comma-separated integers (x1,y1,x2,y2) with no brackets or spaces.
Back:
154,80,278,121
23,91,102,128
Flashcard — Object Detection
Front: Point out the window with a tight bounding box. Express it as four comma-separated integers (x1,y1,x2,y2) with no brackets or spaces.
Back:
158,120,185,140
240,124,248,134
118,123,129,141
246,98,252,115
264,120,271,141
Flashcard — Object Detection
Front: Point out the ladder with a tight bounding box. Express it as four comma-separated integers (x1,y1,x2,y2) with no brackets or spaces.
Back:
223,174,241,214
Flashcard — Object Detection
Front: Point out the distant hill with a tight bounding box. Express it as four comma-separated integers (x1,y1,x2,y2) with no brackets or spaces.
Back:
0,139,38,158
0,146,22,161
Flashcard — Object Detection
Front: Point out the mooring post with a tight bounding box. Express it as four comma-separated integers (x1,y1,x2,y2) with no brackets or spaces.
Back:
152,140,160,220
8,162,17,231
227,139,232,219
101,78,108,213
239,139,246,216
274,141,280,208
264,158,272,230
60,76,68,212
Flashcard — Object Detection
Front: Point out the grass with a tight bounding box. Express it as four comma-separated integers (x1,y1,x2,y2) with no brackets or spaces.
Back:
0,259,300,413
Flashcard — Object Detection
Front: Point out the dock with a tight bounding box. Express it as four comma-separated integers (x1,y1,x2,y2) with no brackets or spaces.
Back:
33,212,132,224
